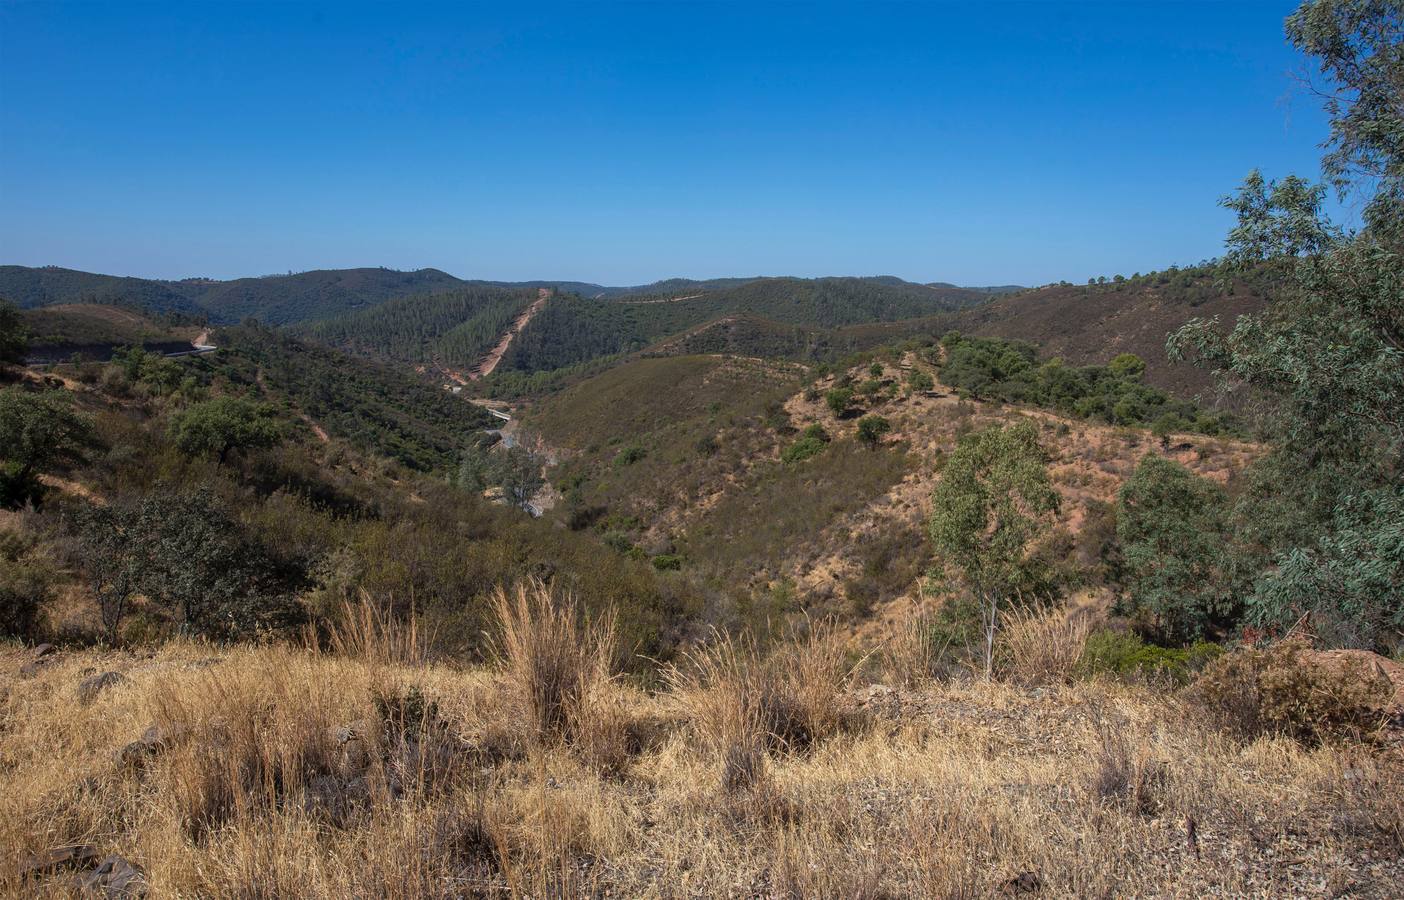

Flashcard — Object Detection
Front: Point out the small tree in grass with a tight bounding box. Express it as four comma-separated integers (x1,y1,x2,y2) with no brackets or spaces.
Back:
856,414,891,449
0,389,98,509
168,395,283,464
1117,454,1238,643
928,420,1059,678
825,387,853,417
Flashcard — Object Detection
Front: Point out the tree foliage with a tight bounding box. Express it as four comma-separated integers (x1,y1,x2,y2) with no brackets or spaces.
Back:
0,298,29,364
1165,0,1404,651
938,332,1226,432
168,395,284,464
929,421,1059,676
1117,454,1238,643
928,421,1059,600
825,387,853,417
0,388,98,508
76,488,304,640
856,414,891,448
1285,0,1404,244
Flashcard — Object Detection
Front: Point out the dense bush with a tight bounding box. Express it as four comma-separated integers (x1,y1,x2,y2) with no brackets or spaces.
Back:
1116,454,1239,642
1189,641,1392,745
0,388,99,509
856,414,891,448
1078,629,1223,684
937,332,1227,432
781,424,830,465
168,396,284,464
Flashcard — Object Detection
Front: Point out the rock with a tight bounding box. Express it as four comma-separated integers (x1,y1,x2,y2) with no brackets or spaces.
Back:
1000,871,1042,895
80,854,147,898
32,643,55,659
331,719,376,776
18,844,98,877
77,671,125,704
115,723,186,771
18,662,42,679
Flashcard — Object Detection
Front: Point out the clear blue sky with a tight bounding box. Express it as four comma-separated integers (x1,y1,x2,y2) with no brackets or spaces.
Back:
0,1,1341,286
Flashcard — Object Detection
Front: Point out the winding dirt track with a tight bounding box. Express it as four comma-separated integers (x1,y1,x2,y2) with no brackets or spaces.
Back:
471,289,549,380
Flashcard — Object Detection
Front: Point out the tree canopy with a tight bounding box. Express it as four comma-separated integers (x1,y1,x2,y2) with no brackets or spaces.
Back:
167,395,284,464
0,388,98,508
1165,0,1404,650
928,420,1059,601
1117,454,1239,643
0,298,29,364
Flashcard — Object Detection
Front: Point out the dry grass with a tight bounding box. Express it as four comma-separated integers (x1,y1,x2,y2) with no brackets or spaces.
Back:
3,632,1403,898
489,578,619,748
998,602,1095,685
319,591,435,667
665,620,860,790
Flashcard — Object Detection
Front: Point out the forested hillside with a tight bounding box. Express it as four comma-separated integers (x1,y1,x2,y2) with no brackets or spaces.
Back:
210,325,496,471
491,276,995,375
0,265,208,318
299,286,535,370
948,266,1274,399
184,267,467,325
0,265,466,325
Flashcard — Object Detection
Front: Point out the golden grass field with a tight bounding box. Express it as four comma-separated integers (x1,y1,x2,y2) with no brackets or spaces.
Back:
3,585,1402,899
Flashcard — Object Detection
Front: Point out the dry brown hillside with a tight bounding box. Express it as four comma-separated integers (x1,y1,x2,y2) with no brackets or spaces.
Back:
776,353,1257,635
947,276,1271,400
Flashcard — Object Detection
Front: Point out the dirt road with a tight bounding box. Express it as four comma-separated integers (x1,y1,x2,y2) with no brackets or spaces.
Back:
471,288,548,380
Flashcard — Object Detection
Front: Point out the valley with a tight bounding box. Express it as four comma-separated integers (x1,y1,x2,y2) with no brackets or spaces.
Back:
2,1,1402,894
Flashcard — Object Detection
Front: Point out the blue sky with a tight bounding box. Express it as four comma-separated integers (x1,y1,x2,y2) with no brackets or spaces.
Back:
0,1,1340,286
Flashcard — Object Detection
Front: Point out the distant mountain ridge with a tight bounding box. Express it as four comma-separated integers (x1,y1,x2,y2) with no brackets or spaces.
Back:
0,265,1019,326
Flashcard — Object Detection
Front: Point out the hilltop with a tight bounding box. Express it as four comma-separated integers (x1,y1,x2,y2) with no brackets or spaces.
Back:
0,265,1015,331
948,268,1273,399
0,265,467,326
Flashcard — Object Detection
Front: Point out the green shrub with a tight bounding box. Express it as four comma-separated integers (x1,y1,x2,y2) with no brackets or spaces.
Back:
1188,641,1392,745
856,414,892,448
0,554,52,640
825,387,853,417
781,435,827,465
0,461,46,511
651,554,683,572
614,445,647,467
1078,629,1223,684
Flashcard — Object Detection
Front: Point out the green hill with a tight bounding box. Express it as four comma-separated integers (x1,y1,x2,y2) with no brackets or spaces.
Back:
184,267,466,325
0,265,466,325
0,265,207,318
298,285,536,370
495,276,993,375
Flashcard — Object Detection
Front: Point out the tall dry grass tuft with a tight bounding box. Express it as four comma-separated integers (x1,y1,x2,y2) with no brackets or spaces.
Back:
881,605,954,686
666,621,860,791
321,591,435,667
490,578,620,749
998,602,1093,685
